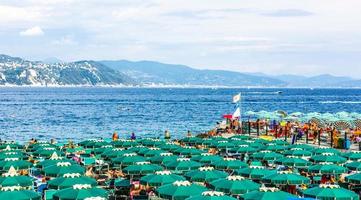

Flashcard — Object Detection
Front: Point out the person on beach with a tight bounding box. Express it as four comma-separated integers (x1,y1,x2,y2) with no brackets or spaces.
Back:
112,132,119,141
164,130,171,140
130,132,136,140
187,130,192,137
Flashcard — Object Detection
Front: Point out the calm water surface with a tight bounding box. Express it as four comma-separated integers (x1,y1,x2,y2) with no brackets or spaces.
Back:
0,88,361,142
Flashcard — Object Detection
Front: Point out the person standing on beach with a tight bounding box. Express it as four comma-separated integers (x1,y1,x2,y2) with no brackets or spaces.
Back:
130,132,136,140
112,132,119,141
187,130,192,137
164,130,171,140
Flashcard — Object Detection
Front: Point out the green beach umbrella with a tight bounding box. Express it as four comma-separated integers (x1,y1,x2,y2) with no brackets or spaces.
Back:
313,147,340,155
210,175,260,195
181,137,203,145
0,189,41,200
160,143,181,151
303,184,359,200
230,135,251,140
343,151,361,161
112,178,131,188
231,145,257,154
216,141,235,150
310,153,346,164
141,138,165,147
264,144,286,152
307,163,347,174
123,162,163,175
283,148,312,157
174,147,204,156
241,187,297,200
48,173,97,189
101,148,132,159
0,151,28,160
262,171,310,185
150,153,179,165
252,150,283,161
185,167,228,182
164,158,202,172
235,166,276,180
287,144,314,151
212,158,247,170
271,139,289,146
112,139,138,148
275,156,311,168
140,171,186,187
229,138,247,146
138,147,166,157
186,191,237,200
156,180,207,200
0,167,32,187
27,142,56,151
191,153,223,164
42,162,85,177
345,173,361,184
93,145,113,155
33,148,64,158
0,158,32,170
78,139,108,149
0,176,33,188
112,153,147,167
36,152,75,169
0,143,23,150
345,161,361,171
53,184,108,200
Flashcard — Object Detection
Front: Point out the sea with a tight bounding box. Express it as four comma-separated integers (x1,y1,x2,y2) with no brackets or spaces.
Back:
0,87,361,142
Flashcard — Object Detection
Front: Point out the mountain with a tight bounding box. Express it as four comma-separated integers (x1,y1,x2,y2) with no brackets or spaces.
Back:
100,60,286,87
0,54,134,86
1,54,360,87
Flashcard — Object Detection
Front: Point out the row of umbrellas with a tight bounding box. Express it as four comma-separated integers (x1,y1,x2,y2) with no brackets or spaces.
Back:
244,110,361,129
0,135,360,200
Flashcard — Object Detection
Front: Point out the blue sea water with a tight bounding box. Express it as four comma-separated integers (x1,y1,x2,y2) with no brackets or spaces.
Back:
0,87,361,142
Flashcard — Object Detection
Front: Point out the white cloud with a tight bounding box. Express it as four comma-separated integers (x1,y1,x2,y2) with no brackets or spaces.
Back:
19,26,44,36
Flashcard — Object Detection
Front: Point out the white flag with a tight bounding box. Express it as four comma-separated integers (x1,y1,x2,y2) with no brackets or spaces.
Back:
232,107,241,119
232,93,241,103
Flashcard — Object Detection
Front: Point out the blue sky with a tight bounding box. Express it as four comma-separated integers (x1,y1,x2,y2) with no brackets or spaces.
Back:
0,0,360,77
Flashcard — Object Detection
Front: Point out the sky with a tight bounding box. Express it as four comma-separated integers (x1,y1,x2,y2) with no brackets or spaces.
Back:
0,0,361,78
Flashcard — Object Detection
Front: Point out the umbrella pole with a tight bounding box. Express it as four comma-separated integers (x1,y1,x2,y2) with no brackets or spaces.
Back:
344,131,348,150
256,120,260,136
330,131,333,148
318,130,321,146
305,129,309,144
248,120,251,136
